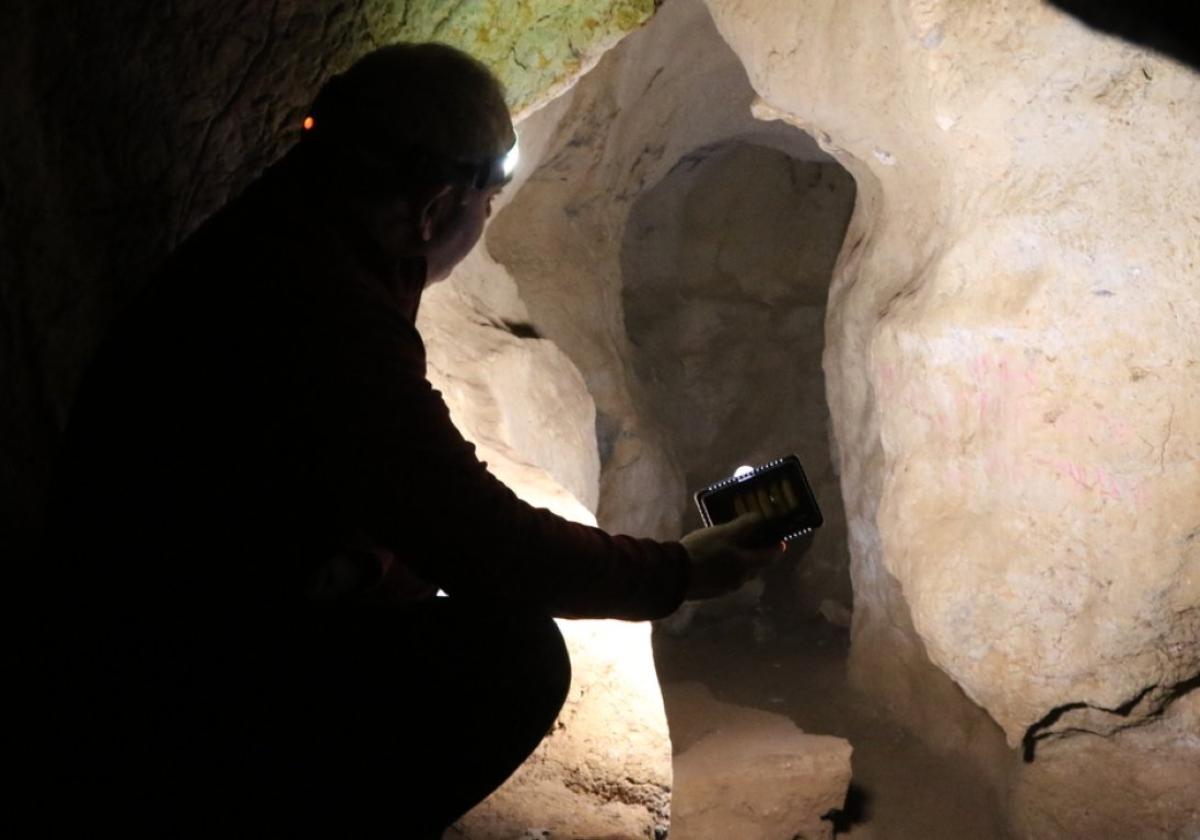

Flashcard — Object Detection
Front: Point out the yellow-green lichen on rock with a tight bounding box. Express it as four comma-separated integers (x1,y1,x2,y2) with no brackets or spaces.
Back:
374,0,657,114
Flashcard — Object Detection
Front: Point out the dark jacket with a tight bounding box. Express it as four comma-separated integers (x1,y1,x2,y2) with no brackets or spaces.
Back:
43,146,689,629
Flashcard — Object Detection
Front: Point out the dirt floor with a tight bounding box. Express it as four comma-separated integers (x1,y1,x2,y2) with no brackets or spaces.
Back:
654,617,1011,839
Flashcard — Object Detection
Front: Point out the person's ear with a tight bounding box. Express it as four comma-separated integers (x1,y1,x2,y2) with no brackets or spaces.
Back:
418,184,458,243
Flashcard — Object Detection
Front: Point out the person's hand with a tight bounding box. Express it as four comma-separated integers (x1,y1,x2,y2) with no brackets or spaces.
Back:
678,513,787,601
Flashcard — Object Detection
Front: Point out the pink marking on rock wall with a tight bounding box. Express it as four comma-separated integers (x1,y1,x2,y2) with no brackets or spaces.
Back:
1027,453,1144,506
883,346,1149,511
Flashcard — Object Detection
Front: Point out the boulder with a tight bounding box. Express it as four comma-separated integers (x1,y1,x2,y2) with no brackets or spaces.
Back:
703,0,1200,747
667,682,852,840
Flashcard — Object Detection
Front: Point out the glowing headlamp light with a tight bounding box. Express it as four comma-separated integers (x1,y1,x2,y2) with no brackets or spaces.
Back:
472,135,520,190
301,109,520,192
501,138,520,178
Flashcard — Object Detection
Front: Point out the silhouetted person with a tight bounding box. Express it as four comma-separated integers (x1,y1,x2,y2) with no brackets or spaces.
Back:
39,43,781,837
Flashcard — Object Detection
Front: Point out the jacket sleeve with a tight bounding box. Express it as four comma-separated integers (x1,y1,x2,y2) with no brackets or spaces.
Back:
275,268,690,621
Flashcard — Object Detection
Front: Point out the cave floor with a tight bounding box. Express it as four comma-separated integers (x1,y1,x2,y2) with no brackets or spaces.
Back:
654,619,1010,839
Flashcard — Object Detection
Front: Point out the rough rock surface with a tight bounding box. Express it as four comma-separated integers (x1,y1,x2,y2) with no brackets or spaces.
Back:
700,0,1200,832
1010,688,1200,839
422,260,674,839
420,259,602,517
488,0,855,630
399,0,658,116
667,682,852,840
423,274,674,832
491,0,1199,832
704,0,1200,747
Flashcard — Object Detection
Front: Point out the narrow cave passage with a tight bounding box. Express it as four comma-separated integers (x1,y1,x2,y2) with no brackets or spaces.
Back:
476,0,1019,833
621,139,855,627
481,0,1012,828
489,117,1009,836
620,136,1006,839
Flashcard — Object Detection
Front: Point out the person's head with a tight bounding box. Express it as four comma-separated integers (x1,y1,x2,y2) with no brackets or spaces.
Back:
300,42,517,282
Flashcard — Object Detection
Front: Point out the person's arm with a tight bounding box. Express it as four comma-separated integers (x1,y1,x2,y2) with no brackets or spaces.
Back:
280,272,688,620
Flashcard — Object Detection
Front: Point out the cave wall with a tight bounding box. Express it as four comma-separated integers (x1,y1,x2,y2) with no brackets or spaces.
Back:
488,0,840,548
484,0,1199,832
704,0,1200,740
703,0,1199,831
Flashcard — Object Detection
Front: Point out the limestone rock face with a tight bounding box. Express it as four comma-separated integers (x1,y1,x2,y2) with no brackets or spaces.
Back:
1009,688,1200,839
703,0,1200,749
488,0,857,639
420,262,601,516
667,682,852,840
398,0,659,116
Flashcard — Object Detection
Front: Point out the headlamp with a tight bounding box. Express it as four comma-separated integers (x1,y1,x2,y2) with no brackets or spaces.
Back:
471,135,520,190
301,108,519,193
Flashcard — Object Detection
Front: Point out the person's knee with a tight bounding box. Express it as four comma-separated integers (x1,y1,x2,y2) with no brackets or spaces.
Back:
398,600,571,734
502,610,571,725
534,612,571,716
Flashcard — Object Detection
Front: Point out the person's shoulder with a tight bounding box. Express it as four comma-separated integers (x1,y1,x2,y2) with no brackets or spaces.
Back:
192,168,322,268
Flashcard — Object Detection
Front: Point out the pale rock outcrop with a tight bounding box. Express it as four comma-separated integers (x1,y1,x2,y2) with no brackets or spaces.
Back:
698,0,1199,833
703,0,1199,747
430,5,860,828
420,254,601,515
667,682,852,840
484,0,1198,832
1010,687,1200,838
488,0,856,624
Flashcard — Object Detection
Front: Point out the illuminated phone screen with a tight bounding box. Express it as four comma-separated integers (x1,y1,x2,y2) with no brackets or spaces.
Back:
694,456,823,542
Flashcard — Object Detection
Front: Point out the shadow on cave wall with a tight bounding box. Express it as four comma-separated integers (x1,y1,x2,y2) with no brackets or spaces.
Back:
0,2,378,542
0,0,650,549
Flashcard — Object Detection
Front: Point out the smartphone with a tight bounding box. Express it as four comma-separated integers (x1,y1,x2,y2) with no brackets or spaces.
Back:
693,455,823,543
